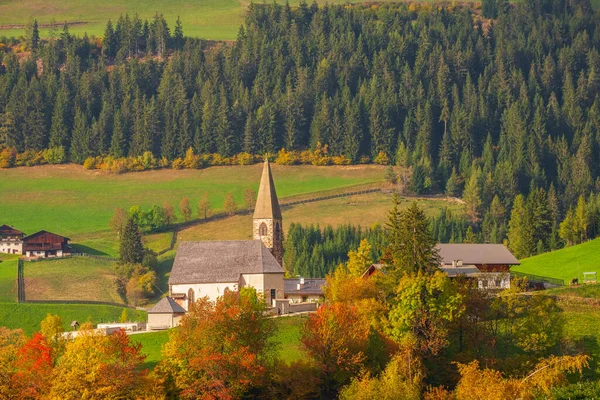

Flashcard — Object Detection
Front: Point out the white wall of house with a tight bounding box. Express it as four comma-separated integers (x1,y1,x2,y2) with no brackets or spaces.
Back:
241,273,285,305
171,282,238,310
0,241,22,255
477,272,511,289
285,293,322,304
147,313,183,330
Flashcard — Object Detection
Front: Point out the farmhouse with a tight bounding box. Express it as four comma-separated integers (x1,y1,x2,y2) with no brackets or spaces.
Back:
362,244,520,290
0,225,24,255
284,277,325,303
436,243,520,289
22,230,71,258
168,159,286,311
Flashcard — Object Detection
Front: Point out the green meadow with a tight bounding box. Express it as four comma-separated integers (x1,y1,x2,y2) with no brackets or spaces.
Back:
131,315,307,370
0,254,18,302
0,302,146,336
0,164,385,256
22,257,124,304
0,0,414,40
513,238,600,283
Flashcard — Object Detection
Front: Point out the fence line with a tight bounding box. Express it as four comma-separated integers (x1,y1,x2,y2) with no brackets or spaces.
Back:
510,271,564,286
22,299,138,309
17,259,25,303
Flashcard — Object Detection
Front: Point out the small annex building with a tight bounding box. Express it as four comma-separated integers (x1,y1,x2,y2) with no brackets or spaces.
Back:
147,297,187,330
0,225,24,255
22,230,71,258
436,244,520,289
284,278,325,303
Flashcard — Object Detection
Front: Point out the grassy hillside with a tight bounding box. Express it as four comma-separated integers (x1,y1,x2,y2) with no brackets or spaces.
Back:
23,257,123,304
0,302,146,336
513,238,600,283
0,254,18,302
131,315,306,370
1,164,385,256
0,0,483,40
178,192,461,242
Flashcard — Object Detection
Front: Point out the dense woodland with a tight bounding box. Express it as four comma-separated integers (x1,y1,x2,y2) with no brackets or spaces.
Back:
1,0,600,260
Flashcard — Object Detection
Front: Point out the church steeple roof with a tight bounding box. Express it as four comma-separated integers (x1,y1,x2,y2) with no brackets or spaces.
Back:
253,158,282,220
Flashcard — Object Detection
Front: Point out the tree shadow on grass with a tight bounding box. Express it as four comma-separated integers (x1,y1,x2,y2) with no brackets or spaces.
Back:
70,244,109,256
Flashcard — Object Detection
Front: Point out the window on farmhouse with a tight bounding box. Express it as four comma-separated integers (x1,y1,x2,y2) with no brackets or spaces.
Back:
259,223,268,236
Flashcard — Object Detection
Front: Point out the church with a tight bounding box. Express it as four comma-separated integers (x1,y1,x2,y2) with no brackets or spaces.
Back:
167,159,286,312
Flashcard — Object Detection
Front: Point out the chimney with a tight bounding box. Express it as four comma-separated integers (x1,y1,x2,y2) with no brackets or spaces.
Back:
300,277,305,285
297,283,301,290
452,260,457,268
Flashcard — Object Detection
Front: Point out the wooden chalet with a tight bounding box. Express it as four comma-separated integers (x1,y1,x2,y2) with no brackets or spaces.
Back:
361,244,520,290
22,230,71,258
0,225,24,255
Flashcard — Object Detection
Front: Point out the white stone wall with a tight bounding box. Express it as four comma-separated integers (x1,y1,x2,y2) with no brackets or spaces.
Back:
0,240,22,255
241,272,284,305
285,294,322,304
253,218,284,266
147,313,182,330
171,282,239,310
477,272,511,289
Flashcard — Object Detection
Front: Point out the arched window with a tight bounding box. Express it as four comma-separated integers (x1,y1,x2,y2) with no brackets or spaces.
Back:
259,222,268,236
187,288,195,308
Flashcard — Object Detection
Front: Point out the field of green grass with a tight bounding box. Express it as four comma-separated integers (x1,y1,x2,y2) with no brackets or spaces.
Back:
513,238,600,283
0,254,18,302
545,284,600,299
22,257,123,304
0,0,474,41
130,315,306,370
130,330,170,369
0,302,146,336
1,164,385,256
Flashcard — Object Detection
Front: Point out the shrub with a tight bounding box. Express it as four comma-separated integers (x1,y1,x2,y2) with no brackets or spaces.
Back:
43,146,66,164
0,147,16,168
171,158,184,169
275,148,299,165
332,155,351,165
235,152,255,165
373,151,390,165
83,157,98,170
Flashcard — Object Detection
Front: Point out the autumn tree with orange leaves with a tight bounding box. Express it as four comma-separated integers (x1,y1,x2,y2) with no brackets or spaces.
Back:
301,302,395,397
159,287,274,399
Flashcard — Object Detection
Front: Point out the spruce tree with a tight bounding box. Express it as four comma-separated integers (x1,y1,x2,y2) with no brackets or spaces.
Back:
384,198,441,275
70,108,91,163
119,216,144,264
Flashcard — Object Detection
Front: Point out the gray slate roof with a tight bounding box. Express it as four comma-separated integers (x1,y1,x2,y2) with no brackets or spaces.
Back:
148,297,186,314
253,159,282,220
169,240,284,285
284,278,326,295
436,244,520,266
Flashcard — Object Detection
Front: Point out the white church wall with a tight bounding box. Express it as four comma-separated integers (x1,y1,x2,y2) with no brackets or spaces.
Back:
171,282,238,310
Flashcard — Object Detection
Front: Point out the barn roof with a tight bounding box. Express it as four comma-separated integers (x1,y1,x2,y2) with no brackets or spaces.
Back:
148,297,186,314
0,225,24,236
253,159,282,220
23,230,70,242
436,244,520,266
169,240,284,285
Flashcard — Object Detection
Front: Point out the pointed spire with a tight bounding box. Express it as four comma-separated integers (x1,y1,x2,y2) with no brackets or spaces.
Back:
253,158,282,219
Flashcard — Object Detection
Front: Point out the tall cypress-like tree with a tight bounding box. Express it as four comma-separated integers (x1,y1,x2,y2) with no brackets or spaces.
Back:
384,198,441,275
70,108,91,163
119,217,144,264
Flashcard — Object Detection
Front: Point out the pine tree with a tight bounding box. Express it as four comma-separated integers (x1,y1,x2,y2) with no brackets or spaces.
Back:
49,87,71,150
384,198,441,275
463,167,482,224
70,108,91,163
110,111,127,158
173,16,184,49
508,195,534,259
119,217,144,264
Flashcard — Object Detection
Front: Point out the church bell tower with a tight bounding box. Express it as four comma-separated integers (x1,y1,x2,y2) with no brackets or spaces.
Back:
253,158,283,266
